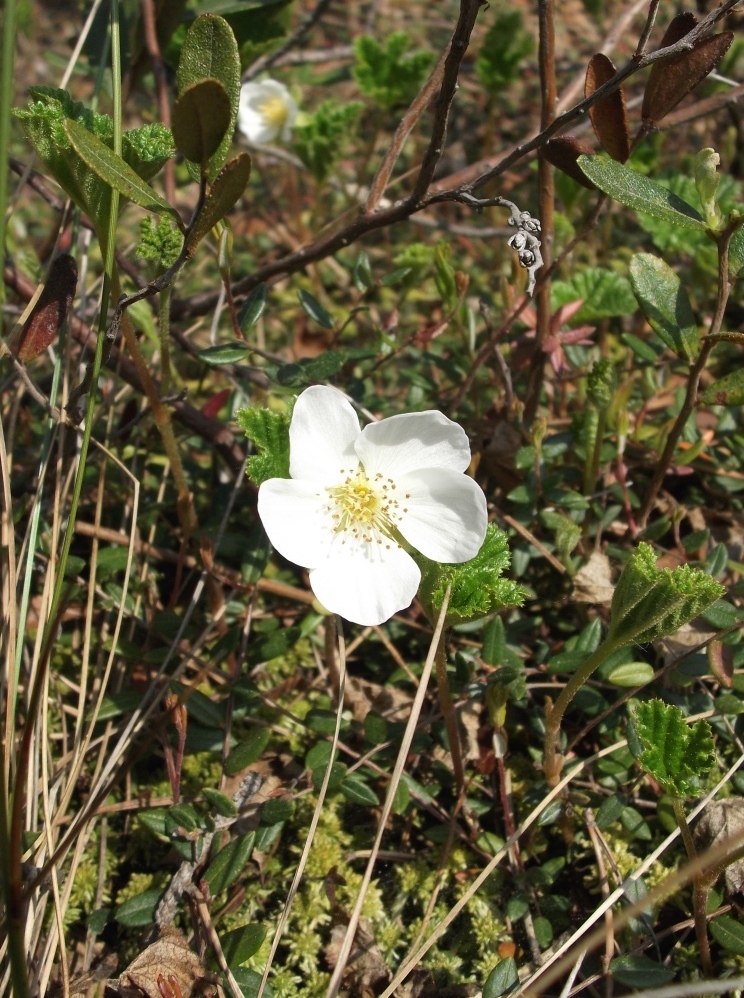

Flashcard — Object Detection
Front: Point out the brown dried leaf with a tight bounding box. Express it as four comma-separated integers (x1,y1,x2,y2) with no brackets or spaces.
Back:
572,551,614,605
8,254,77,362
543,136,597,190
694,798,744,895
325,919,390,998
116,928,218,998
585,53,630,163
643,14,733,124
708,639,733,689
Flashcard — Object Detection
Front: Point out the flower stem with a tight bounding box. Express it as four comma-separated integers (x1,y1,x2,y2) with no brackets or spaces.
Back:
672,797,713,977
543,639,618,785
435,636,465,796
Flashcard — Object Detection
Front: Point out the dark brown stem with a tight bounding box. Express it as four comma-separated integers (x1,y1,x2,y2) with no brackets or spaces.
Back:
524,0,556,425
434,636,465,796
636,225,734,529
634,0,662,59
410,0,485,203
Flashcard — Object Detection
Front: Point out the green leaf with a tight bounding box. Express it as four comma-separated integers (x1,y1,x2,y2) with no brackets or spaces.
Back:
293,99,362,186
483,958,519,998
551,266,636,321
172,77,232,167
305,708,339,735
115,889,163,927
238,284,267,331
416,525,527,627
595,793,628,829
297,289,335,329
629,253,699,361
224,728,272,775
177,14,241,177
578,155,705,230
729,219,744,279
607,662,654,687
198,342,250,366
609,955,675,988
629,698,715,797
186,153,252,256
259,798,294,825
353,253,374,292
88,907,111,935
203,832,255,894
248,626,302,664
236,403,292,485
353,33,434,110
710,914,744,956
475,12,534,94
607,543,724,648
340,774,379,807
276,348,376,387
203,788,238,817
220,924,267,967
65,119,183,230
168,803,200,832
700,368,744,407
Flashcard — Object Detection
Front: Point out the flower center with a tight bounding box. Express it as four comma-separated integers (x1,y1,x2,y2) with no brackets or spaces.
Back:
326,467,409,545
259,94,290,130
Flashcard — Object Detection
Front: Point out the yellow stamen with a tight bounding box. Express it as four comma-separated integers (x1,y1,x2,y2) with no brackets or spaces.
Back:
326,467,404,544
259,95,290,131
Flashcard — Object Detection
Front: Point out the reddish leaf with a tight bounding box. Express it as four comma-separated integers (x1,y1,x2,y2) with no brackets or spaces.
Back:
201,388,230,420
643,14,733,124
10,254,77,362
585,53,630,163
543,136,597,190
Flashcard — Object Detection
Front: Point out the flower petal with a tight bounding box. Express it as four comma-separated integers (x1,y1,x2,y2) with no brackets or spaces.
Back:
356,410,472,479
258,478,334,568
289,386,360,483
237,80,297,144
309,538,421,626
396,468,488,562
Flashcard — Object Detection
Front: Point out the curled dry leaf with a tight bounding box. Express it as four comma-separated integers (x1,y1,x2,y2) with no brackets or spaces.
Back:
572,551,614,605
642,13,734,125
543,135,597,190
585,53,630,163
114,928,218,998
694,798,744,895
8,253,77,363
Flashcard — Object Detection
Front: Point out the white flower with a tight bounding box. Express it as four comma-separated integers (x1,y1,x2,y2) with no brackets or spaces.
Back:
237,79,297,144
258,386,488,626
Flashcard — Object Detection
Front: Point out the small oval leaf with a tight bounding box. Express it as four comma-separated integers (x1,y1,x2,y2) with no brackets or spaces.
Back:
298,289,335,329
643,14,733,125
198,342,250,366
585,53,629,163
339,774,379,807
629,252,700,360
115,888,163,927
238,283,268,331
608,662,654,687
578,155,704,230
483,958,519,998
700,369,744,407
203,832,255,894
173,78,232,166
224,728,272,775
186,152,252,256
543,136,597,189
10,254,78,363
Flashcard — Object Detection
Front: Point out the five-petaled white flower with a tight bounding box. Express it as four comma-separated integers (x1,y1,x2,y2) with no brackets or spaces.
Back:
258,386,488,626
237,79,298,144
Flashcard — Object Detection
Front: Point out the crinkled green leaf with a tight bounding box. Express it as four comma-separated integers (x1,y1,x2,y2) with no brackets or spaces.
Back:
578,155,705,230
293,99,362,185
629,253,699,360
629,698,715,797
552,267,636,321
416,525,527,627
177,14,240,177
353,33,434,110
608,543,724,647
236,403,292,485
14,88,175,253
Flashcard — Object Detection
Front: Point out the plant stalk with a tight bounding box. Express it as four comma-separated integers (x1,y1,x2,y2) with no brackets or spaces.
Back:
435,635,465,796
672,797,713,977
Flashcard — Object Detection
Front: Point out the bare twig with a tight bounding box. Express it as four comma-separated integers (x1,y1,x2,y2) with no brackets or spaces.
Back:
243,0,335,82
